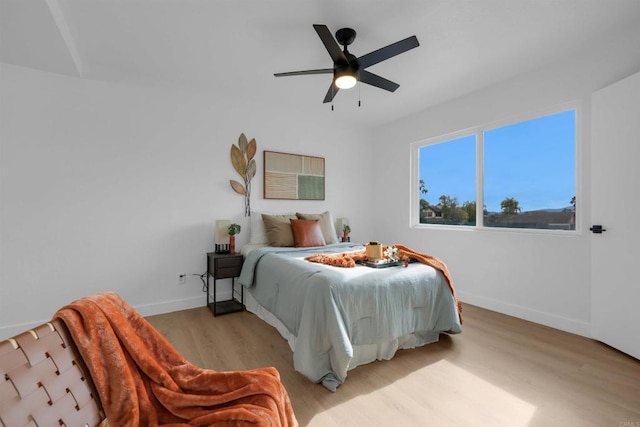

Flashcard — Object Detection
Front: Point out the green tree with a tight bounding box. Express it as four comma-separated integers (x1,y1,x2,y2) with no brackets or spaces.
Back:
439,195,457,219
462,201,477,224
570,195,576,225
418,181,430,223
439,195,468,223
451,207,469,224
419,179,428,195
500,197,522,215
564,196,577,214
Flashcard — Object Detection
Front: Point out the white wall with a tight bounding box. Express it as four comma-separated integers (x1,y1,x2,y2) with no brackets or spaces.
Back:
0,63,374,339
4,25,639,341
370,27,640,337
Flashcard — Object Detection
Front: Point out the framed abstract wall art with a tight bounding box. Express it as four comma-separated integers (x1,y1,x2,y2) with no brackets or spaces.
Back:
263,151,325,200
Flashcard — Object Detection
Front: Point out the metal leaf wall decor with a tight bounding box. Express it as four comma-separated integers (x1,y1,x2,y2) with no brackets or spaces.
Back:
230,133,257,216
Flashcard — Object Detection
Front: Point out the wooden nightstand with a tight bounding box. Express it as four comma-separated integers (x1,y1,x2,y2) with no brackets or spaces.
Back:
206,252,244,316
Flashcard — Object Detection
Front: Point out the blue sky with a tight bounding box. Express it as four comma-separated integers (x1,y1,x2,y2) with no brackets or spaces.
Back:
419,110,575,213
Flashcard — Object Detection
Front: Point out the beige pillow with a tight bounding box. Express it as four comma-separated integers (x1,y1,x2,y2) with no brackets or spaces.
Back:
262,213,297,247
290,219,327,248
296,211,338,244
250,210,295,244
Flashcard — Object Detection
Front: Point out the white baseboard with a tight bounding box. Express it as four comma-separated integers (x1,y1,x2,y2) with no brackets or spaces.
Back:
0,295,209,341
132,295,206,317
458,290,591,338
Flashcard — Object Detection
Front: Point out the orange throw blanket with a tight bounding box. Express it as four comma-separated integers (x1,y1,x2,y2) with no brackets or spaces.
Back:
54,292,298,427
306,244,462,323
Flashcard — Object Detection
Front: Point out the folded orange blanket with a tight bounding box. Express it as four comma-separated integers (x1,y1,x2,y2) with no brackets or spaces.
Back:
305,244,462,323
305,250,367,267
54,292,298,427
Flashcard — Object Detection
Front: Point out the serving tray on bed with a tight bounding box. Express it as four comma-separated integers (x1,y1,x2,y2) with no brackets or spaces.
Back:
356,258,418,268
356,260,403,268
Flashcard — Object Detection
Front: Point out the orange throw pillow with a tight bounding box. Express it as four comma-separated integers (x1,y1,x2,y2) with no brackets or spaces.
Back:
290,219,327,248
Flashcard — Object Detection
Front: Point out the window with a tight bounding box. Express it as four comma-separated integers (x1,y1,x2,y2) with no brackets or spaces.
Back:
415,108,577,231
418,135,476,226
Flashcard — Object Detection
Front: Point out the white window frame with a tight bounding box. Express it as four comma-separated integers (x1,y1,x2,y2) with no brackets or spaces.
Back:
411,102,582,235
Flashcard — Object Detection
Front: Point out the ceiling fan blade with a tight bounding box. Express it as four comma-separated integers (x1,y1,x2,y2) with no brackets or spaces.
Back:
323,82,339,103
357,35,419,69
274,68,333,77
313,24,348,64
359,70,400,92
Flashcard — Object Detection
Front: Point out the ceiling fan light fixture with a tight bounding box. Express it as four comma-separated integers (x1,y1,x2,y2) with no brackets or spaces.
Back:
335,73,357,89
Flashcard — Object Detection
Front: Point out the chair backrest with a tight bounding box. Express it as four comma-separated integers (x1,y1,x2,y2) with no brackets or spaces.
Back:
0,319,105,426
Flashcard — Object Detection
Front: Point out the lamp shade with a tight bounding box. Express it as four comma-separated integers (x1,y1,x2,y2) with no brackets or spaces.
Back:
215,220,231,245
337,217,350,242
337,217,350,232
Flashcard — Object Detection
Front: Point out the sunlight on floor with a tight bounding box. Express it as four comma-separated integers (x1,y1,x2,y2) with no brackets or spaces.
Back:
308,359,537,426
415,359,538,426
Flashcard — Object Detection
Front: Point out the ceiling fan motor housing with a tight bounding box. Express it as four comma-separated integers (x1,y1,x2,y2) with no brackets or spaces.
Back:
334,28,359,77
335,28,356,47
335,52,359,75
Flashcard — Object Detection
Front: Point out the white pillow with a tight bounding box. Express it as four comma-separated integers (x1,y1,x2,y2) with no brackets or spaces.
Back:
250,211,295,244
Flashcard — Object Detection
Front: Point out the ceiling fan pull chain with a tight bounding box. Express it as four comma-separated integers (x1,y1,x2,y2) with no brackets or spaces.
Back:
331,84,335,111
358,79,361,107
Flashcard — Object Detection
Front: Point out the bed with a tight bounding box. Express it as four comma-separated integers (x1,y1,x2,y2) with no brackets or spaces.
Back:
238,238,462,392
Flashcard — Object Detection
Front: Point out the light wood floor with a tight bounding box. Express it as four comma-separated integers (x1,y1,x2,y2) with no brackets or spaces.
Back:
146,304,640,427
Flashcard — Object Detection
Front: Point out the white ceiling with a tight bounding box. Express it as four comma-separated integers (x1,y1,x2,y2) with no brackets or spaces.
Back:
2,0,640,127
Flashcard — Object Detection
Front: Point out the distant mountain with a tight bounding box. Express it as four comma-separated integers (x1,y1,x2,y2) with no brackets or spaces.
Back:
531,206,574,213
487,206,574,215
484,208,575,229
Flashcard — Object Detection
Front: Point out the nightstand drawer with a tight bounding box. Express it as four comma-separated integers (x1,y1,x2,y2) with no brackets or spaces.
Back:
216,256,243,269
215,266,242,279
209,255,244,279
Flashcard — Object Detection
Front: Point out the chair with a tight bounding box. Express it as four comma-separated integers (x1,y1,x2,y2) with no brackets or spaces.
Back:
0,319,104,426
1,293,297,427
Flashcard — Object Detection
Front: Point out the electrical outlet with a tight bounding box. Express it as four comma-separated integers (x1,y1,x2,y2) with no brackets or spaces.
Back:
177,273,186,284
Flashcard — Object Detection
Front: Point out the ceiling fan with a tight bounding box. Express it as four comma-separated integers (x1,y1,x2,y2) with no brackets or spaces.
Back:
274,24,420,104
